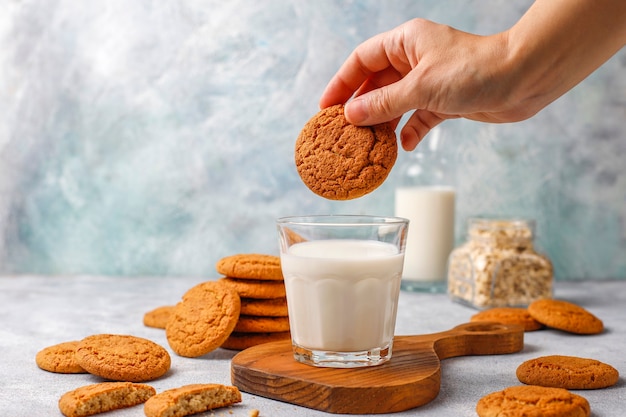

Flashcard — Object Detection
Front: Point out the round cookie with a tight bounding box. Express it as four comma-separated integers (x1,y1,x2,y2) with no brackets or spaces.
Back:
295,104,397,200
476,385,590,417
59,382,155,417
221,331,291,350
75,334,171,382
528,299,603,334
240,297,289,317
471,307,544,332
36,341,87,374
166,281,241,357
234,315,290,333
144,384,241,417
143,305,175,329
216,254,283,280
219,277,286,299
516,355,619,389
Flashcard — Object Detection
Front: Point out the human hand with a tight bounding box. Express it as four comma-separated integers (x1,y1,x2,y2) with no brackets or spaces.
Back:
320,0,626,152
319,18,520,151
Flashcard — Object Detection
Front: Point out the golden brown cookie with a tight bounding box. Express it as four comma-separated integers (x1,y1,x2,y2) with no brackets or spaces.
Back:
58,382,155,417
216,254,283,280
219,277,286,299
516,355,619,389
528,299,603,334
75,334,171,382
470,307,544,332
295,104,397,200
143,384,242,417
35,341,87,374
476,385,590,417
143,305,175,329
234,315,290,333
240,297,289,317
165,281,241,357
221,331,291,350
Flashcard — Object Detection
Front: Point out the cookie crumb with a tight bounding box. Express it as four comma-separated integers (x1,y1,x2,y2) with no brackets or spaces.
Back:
249,409,260,417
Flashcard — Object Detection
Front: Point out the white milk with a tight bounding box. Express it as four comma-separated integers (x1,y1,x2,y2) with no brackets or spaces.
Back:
394,186,455,282
280,239,404,352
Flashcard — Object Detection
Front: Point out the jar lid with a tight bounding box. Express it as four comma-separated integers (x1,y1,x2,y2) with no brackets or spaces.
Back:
467,217,535,241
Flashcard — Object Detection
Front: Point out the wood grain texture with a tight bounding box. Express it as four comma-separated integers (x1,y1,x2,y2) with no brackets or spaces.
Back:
231,322,524,414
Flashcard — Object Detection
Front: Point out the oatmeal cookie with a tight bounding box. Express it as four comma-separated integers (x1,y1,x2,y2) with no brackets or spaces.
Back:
516,355,619,389
528,299,603,334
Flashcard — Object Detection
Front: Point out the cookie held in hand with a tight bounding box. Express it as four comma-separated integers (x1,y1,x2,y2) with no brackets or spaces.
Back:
295,104,397,200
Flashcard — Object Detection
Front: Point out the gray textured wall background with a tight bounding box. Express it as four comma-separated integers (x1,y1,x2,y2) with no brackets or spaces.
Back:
0,0,624,279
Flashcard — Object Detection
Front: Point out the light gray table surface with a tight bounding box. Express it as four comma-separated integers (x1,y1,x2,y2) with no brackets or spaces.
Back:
1,275,624,417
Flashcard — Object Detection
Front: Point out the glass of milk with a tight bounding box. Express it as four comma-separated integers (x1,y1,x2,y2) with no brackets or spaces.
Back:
277,215,408,368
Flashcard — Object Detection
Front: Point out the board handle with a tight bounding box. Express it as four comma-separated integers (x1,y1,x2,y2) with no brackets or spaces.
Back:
408,322,525,360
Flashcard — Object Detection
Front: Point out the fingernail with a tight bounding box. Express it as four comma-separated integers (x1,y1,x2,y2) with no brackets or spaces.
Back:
345,98,369,124
401,131,419,151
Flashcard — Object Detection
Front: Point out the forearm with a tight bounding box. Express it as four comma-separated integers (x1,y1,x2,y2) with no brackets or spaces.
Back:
503,0,626,115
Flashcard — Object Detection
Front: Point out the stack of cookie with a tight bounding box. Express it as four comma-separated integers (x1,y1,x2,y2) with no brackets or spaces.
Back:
216,254,291,350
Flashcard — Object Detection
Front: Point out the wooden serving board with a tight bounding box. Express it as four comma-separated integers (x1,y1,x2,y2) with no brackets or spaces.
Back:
231,322,524,414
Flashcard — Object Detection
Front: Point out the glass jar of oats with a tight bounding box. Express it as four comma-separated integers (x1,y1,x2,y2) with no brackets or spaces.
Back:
447,217,553,309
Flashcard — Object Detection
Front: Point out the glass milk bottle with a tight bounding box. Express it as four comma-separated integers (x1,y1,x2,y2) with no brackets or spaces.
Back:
394,127,456,293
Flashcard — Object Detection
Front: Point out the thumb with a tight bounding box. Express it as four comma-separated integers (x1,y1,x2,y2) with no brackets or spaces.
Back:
344,79,418,126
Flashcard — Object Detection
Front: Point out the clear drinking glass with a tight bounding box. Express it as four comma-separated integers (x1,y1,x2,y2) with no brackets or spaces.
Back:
277,215,409,368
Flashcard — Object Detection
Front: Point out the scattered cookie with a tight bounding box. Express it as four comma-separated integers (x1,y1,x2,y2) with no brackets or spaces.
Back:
234,315,290,333
470,307,544,332
217,254,283,280
516,355,619,389
240,297,289,317
75,334,171,382
166,281,241,357
58,382,155,417
143,384,242,417
295,104,397,200
35,341,87,374
219,277,286,299
143,305,175,329
528,299,603,334
476,385,590,417
221,331,291,350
